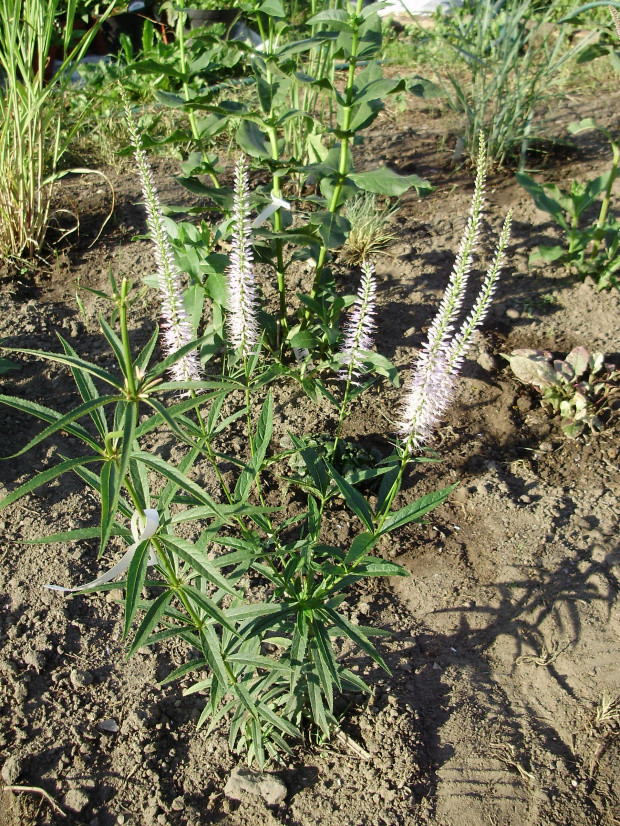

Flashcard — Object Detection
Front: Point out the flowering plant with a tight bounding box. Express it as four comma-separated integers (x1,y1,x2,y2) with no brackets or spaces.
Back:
0,130,511,764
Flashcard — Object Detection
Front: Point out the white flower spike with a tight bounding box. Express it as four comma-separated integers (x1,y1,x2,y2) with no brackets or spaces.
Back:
226,156,260,358
399,135,512,449
340,260,377,382
124,100,202,384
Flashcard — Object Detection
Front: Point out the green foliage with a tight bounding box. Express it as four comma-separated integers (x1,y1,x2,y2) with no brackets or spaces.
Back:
0,274,453,765
0,0,114,260
429,0,596,168
143,0,430,356
505,346,620,436
517,118,620,289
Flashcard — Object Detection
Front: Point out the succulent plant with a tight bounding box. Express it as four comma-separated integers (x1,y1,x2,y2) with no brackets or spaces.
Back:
505,346,620,438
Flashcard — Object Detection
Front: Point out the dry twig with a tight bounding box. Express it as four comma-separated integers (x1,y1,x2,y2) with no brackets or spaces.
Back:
2,785,66,817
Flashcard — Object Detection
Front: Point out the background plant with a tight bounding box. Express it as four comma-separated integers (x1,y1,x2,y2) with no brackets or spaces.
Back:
427,0,596,168
505,346,620,436
0,0,114,260
517,118,620,289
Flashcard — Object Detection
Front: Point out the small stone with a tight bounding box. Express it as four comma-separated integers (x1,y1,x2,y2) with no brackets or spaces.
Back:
224,766,287,806
98,719,119,734
70,669,94,689
538,441,553,453
506,308,520,319
476,352,497,372
171,796,185,811
63,788,90,813
516,396,533,413
1,755,22,784
519,495,532,504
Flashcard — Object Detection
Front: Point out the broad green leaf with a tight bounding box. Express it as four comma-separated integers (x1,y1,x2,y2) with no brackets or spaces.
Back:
309,211,351,248
349,167,431,198
258,0,285,16
378,484,456,535
236,120,271,159
354,558,407,577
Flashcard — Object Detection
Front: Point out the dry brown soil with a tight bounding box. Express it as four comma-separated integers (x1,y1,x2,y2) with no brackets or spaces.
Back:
0,88,619,826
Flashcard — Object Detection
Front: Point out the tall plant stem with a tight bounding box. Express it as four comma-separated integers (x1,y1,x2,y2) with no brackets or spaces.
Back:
303,0,364,324
177,12,220,190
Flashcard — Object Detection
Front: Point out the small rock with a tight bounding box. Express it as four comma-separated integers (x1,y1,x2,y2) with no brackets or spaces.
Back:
476,352,497,372
63,788,90,813
505,308,520,320
171,796,185,811
224,766,287,806
1,755,22,784
538,441,553,453
519,495,532,504
98,719,119,734
516,396,533,413
70,669,94,689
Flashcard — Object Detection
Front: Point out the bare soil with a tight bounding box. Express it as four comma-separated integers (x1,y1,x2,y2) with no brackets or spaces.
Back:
1,87,619,826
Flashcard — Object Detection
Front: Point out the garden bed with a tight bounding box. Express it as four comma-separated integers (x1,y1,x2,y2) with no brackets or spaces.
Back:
0,89,619,826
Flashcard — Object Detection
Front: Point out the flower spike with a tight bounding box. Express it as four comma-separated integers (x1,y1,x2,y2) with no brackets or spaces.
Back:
123,99,202,384
339,260,377,382
226,156,260,358
398,136,512,450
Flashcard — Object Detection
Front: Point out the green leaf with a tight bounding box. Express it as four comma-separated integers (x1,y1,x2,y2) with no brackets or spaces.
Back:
236,120,271,159
158,535,238,597
159,657,208,686
309,211,351,248
0,456,101,510
325,461,374,531
0,394,101,453
21,525,131,544
345,532,377,565
349,167,432,198
128,590,175,655
132,452,224,518
258,0,285,16
58,335,108,440
320,606,389,672
378,484,456,536
1,347,123,389
182,585,238,634
234,390,273,503
307,669,331,738
354,558,407,577
123,539,152,640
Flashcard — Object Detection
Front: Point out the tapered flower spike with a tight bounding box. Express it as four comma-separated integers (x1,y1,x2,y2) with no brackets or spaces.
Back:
339,260,377,382
123,99,202,384
398,136,512,451
611,5,620,39
226,156,260,358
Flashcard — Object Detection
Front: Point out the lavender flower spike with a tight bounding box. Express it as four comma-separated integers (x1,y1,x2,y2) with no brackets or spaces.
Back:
398,138,512,450
123,100,202,384
340,260,377,382
226,156,260,358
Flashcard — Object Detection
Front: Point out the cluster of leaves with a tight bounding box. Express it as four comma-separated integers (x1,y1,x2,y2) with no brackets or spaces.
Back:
0,275,453,766
517,119,620,290
138,0,431,359
505,346,620,437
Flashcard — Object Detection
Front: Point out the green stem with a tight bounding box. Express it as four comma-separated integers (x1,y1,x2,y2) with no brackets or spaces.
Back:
591,141,619,260
119,278,138,399
266,124,288,339
303,0,364,324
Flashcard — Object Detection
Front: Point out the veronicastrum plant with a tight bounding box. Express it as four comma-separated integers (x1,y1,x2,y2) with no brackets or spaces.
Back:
0,134,511,765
